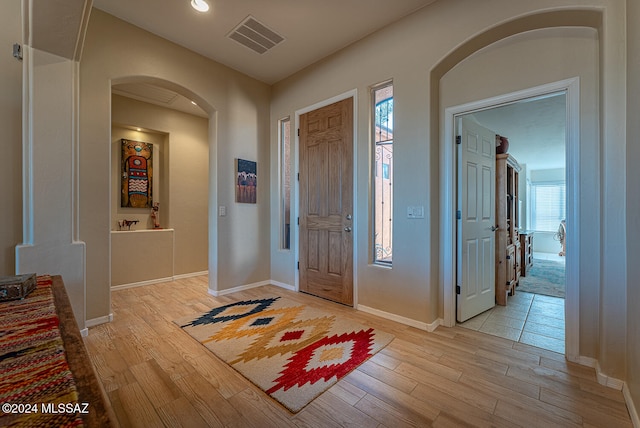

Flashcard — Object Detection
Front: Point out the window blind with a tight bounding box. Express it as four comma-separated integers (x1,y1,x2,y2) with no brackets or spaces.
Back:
531,182,566,232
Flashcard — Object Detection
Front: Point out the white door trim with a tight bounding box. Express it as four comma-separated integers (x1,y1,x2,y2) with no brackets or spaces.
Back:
441,78,580,360
294,89,358,306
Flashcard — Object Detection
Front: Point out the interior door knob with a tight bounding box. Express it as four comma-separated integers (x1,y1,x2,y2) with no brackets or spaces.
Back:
490,225,499,231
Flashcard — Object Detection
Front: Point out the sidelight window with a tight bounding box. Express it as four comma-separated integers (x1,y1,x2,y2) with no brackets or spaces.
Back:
280,117,291,250
372,82,393,264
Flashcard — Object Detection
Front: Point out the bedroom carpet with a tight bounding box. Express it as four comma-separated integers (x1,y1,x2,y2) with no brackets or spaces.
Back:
517,258,565,298
174,296,394,413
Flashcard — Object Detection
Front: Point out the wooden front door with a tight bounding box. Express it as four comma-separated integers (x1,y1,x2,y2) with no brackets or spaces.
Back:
299,98,354,305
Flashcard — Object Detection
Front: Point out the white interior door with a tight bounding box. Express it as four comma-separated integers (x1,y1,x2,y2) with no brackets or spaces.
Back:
457,116,496,322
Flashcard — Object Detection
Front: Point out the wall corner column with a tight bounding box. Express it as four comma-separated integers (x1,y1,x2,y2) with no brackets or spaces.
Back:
16,44,86,329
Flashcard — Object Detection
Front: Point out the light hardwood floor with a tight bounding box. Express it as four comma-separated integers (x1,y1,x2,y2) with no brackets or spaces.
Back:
84,276,632,427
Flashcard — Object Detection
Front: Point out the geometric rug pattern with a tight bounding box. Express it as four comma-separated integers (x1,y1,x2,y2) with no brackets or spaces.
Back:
518,258,566,298
174,297,394,412
0,275,84,428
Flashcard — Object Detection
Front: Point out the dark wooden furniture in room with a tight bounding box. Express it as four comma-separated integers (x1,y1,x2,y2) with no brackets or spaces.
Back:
496,153,522,305
51,276,114,427
519,231,534,277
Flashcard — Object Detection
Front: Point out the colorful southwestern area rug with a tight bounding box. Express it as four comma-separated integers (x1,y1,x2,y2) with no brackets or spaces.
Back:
0,275,84,427
175,296,394,412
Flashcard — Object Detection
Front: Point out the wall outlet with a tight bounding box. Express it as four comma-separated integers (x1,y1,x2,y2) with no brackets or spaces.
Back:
219,205,226,216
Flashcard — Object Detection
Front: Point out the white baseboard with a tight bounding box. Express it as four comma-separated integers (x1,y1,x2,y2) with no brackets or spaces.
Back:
570,355,625,390
553,350,638,426
110,271,209,291
269,280,295,291
111,276,174,291
357,304,442,332
208,280,272,297
623,383,640,428
571,355,597,368
85,313,114,329
174,271,208,280
595,361,625,390
207,279,295,297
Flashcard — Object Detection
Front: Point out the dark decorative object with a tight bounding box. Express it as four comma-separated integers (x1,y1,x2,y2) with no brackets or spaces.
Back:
496,135,510,154
0,273,37,301
117,219,139,230
151,202,161,229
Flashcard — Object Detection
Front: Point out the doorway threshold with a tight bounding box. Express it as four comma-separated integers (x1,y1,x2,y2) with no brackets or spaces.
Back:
458,291,565,354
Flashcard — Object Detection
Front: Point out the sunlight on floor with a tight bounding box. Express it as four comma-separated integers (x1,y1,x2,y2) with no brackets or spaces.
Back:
459,291,565,354
534,251,566,263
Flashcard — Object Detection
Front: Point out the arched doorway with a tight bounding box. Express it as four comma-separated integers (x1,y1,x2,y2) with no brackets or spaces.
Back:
434,10,603,363
108,77,213,292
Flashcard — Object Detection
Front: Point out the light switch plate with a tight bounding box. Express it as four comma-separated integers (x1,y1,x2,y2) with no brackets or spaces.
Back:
219,206,226,216
407,206,424,219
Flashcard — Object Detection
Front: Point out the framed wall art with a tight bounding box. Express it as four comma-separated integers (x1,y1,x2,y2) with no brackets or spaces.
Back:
121,139,153,208
236,158,257,204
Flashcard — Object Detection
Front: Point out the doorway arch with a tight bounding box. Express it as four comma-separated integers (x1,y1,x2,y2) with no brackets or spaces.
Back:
434,9,603,363
108,76,216,295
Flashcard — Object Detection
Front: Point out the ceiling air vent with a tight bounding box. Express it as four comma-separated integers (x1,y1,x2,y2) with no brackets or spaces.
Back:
228,16,285,54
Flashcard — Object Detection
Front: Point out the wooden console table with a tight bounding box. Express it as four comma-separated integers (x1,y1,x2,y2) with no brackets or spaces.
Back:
0,275,114,427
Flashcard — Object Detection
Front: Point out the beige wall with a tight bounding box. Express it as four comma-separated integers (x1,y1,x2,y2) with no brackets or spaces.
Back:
0,0,22,275
270,0,627,379
80,9,271,321
14,44,87,325
111,230,174,285
626,0,640,418
111,95,209,278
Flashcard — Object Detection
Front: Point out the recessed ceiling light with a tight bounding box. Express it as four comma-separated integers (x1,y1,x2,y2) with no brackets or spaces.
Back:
191,100,198,106
136,127,142,132
191,0,210,13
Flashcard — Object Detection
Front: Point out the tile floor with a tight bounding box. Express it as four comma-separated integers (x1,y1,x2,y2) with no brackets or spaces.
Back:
459,292,565,354
458,253,566,354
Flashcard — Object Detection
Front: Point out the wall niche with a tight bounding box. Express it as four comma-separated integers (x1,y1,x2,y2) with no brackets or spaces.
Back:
111,126,169,231
109,92,209,287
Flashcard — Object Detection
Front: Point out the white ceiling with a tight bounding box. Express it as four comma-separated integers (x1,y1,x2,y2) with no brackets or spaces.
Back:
39,0,566,167
467,93,567,171
112,82,209,118
92,0,438,85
